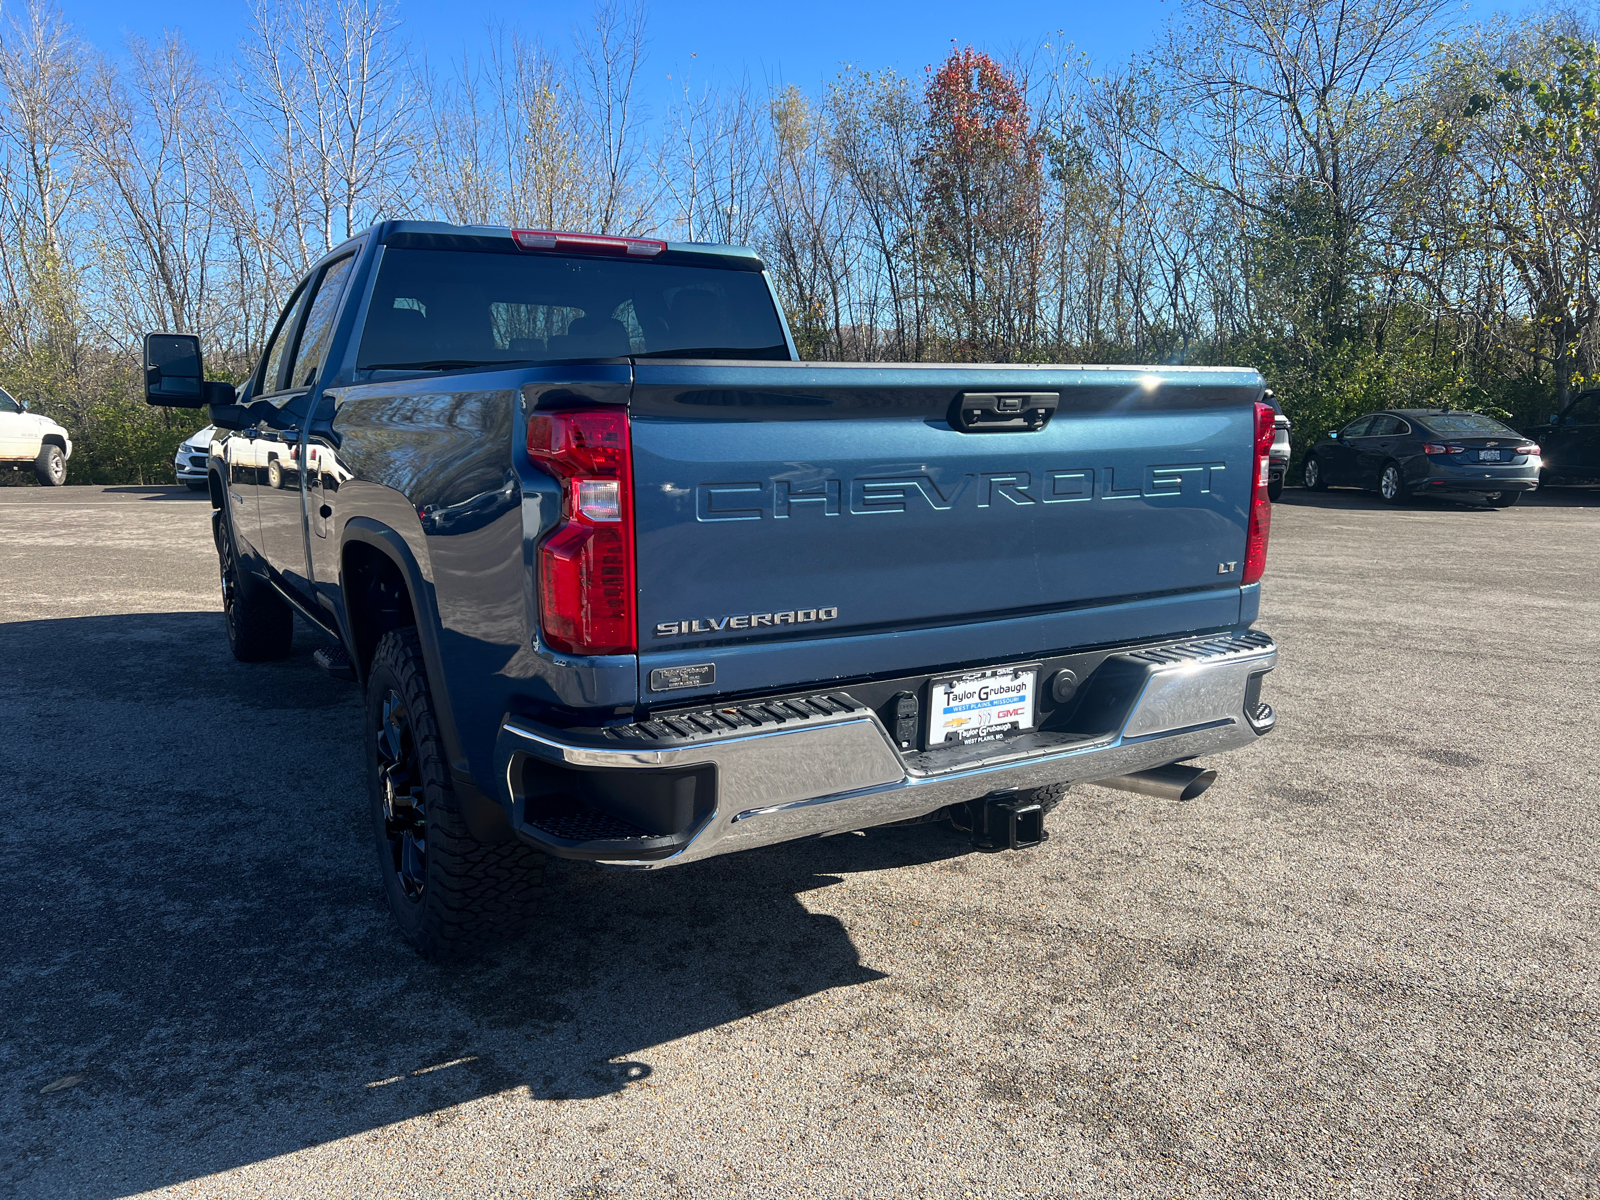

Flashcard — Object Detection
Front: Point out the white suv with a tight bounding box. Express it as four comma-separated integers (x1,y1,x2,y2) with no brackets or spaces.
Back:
0,388,72,486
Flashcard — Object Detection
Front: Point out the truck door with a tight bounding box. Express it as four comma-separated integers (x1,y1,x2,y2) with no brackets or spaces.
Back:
230,280,312,559
253,253,357,599
0,390,25,458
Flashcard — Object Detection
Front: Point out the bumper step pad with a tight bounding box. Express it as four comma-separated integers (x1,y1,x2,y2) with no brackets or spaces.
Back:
601,691,869,746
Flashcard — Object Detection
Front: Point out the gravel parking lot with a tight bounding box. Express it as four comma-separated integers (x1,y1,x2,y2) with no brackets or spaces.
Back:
2,483,1598,1199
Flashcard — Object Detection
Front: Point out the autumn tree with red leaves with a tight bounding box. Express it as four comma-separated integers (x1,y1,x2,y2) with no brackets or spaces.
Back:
917,46,1043,359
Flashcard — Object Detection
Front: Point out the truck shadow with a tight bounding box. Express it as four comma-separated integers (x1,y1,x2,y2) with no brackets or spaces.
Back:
0,611,964,1198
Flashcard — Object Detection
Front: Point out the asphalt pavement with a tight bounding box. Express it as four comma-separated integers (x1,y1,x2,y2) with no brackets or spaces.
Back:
1,483,1597,1199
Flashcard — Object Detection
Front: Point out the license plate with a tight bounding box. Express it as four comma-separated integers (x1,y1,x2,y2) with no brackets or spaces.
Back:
1479,450,1503,461
927,665,1038,747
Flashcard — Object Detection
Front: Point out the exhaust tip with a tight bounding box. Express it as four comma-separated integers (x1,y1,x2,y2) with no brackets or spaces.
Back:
1086,763,1218,803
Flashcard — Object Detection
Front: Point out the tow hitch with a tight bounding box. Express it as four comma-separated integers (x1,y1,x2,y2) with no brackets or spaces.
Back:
965,790,1047,851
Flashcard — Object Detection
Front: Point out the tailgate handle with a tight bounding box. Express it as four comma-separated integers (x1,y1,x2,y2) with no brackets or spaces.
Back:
952,392,1058,433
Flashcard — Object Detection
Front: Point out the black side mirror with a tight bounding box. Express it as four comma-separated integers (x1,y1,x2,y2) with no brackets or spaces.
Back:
145,333,205,407
209,403,252,430
144,333,239,409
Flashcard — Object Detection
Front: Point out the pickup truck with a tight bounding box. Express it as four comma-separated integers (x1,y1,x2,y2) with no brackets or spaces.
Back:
142,222,1279,959
0,386,71,485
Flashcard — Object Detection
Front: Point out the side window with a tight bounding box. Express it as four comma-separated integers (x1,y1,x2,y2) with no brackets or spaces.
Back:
287,254,357,388
1341,416,1376,438
1567,393,1600,424
1367,415,1401,436
258,283,312,395
0,395,18,415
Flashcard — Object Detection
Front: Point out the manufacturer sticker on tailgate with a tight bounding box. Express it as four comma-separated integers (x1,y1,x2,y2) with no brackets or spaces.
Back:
927,664,1038,746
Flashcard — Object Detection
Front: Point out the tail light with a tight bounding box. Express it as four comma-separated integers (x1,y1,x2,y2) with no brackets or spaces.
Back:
1422,443,1466,455
1242,401,1273,585
527,409,636,655
1517,444,1539,456
512,229,665,258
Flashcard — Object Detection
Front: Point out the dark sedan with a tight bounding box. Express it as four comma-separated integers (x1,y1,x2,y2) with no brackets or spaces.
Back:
1302,409,1540,507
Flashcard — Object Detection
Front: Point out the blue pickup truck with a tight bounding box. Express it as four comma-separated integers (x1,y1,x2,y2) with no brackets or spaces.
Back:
143,222,1279,958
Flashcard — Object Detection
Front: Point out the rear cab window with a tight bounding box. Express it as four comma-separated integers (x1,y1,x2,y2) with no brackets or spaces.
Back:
356,242,789,372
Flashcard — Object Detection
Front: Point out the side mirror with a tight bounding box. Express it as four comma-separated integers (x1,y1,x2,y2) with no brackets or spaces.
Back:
19,399,28,411
1328,430,1338,440
209,403,251,430
144,333,206,407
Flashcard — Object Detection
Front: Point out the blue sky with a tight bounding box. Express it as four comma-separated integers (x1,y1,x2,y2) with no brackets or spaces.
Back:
56,0,1527,115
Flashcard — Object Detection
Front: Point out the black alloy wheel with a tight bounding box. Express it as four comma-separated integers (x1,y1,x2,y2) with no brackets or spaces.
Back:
376,687,428,902
217,508,293,660
1303,456,1326,491
364,627,546,958
1379,462,1409,505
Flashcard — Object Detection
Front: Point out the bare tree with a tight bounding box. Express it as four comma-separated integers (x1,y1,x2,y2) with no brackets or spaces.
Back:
77,35,227,346
572,0,651,234
0,0,88,407
660,70,767,246
237,0,419,270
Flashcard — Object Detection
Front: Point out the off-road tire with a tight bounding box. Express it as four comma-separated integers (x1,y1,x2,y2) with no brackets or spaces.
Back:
1483,490,1522,508
367,627,545,959
33,444,65,486
1025,781,1074,814
1303,456,1327,491
218,508,293,661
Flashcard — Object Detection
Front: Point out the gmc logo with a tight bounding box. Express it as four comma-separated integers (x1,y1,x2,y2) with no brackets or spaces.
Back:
694,464,1227,521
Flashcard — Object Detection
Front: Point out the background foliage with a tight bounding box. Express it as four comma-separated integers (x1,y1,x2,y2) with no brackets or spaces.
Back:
1,0,1595,483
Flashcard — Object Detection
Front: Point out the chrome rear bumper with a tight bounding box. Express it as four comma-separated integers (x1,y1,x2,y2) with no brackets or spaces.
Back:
496,629,1277,868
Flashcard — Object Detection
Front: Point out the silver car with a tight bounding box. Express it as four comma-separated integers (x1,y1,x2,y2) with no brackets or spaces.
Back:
173,424,215,492
1265,392,1290,500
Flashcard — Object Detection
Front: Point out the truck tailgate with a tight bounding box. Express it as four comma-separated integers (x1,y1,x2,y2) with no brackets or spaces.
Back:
630,362,1262,701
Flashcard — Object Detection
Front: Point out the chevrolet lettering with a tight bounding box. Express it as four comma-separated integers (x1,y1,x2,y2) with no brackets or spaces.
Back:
146,219,1279,960
695,463,1227,520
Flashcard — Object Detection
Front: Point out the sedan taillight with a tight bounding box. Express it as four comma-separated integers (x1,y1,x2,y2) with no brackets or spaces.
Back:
1422,443,1466,455
1516,444,1539,456
526,409,636,656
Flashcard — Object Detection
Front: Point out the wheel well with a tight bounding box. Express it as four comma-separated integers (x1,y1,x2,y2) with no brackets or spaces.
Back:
40,434,65,452
207,470,224,508
343,541,417,678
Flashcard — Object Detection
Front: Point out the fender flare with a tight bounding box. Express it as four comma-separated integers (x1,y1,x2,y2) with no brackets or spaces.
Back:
337,518,508,840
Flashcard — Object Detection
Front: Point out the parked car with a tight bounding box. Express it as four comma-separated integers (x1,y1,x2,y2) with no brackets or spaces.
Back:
1302,408,1539,507
173,425,216,491
1525,389,1600,484
141,220,1280,959
1264,390,1290,500
0,387,71,485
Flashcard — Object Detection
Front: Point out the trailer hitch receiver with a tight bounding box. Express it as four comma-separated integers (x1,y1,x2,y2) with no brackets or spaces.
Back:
968,790,1047,851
